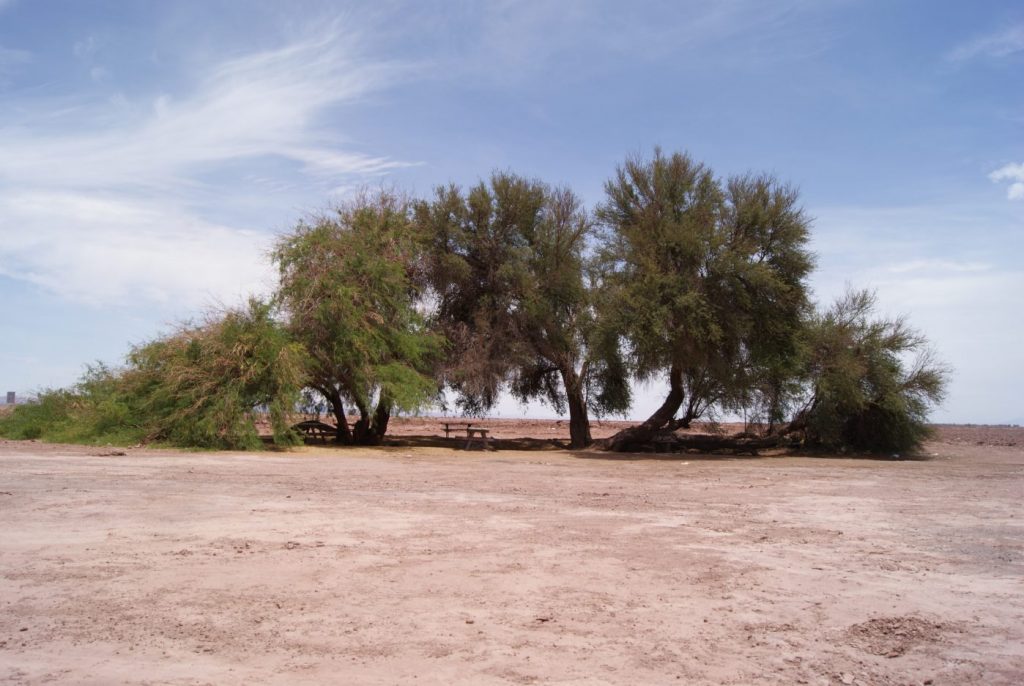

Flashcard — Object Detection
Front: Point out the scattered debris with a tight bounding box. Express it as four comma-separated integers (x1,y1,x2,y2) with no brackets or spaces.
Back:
847,615,948,657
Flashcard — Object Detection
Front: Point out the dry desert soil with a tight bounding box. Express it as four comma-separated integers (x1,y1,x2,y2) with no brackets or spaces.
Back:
1,421,1022,685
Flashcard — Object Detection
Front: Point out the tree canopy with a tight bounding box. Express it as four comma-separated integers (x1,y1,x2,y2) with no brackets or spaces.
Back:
418,173,629,448
0,149,949,455
596,150,815,449
0,299,305,450
792,289,949,453
272,190,443,444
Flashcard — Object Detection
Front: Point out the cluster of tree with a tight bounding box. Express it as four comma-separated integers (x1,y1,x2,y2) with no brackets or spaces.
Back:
0,149,948,453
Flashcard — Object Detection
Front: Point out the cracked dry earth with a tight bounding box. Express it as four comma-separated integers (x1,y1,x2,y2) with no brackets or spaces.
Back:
0,433,1022,685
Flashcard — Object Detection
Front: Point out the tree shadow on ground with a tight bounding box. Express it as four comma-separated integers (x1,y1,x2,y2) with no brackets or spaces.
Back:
280,434,934,462
565,449,767,462
289,435,569,452
565,448,934,462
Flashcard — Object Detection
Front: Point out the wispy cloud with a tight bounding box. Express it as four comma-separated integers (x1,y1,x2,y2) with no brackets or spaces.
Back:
948,23,1024,62
989,162,1024,200
0,32,405,190
0,191,274,306
0,26,411,309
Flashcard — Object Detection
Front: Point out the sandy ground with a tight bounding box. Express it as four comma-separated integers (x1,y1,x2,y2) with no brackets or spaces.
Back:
1,425,1022,685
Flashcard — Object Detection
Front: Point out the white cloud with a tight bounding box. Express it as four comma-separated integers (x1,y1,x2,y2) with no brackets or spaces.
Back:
0,191,274,308
989,162,1024,200
948,24,1024,62
0,32,406,190
73,35,101,60
0,26,412,308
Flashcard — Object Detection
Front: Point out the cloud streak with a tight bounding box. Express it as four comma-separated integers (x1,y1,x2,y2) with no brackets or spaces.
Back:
0,191,274,307
948,24,1024,62
0,26,410,309
0,32,405,190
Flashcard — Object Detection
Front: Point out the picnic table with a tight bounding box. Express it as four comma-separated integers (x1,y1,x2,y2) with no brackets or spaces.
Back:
440,421,493,450
291,420,338,443
440,421,475,439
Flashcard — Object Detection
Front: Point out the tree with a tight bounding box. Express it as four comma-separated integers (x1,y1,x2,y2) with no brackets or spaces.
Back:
596,150,814,450
0,301,307,450
124,298,306,449
272,190,442,445
791,289,948,453
419,173,629,448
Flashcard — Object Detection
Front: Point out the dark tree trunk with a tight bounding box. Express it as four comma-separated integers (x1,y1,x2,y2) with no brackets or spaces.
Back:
326,388,353,444
605,364,685,451
561,369,592,449
346,398,391,445
368,400,391,445
352,408,370,444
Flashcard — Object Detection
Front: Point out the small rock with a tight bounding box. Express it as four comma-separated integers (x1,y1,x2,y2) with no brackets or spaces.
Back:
465,619,474,624
840,673,854,685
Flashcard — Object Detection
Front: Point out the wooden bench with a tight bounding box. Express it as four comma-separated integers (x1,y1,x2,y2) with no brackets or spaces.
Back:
291,420,338,443
440,422,474,439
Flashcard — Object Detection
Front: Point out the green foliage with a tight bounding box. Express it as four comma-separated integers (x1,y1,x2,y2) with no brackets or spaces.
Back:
124,298,306,449
0,364,143,445
417,175,543,411
418,173,630,446
4,154,950,456
797,289,949,453
273,190,442,443
0,302,305,450
596,149,814,426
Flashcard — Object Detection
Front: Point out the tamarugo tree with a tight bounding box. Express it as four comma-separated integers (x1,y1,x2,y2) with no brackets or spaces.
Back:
419,173,629,449
596,150,815,451
272,190,443,445
0,299,306,450
792,289,949,453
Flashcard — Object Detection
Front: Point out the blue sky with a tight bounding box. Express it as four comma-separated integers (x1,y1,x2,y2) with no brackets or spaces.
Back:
1,1,1022,423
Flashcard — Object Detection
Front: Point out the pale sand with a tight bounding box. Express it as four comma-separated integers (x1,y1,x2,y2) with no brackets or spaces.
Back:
1,431,1022,684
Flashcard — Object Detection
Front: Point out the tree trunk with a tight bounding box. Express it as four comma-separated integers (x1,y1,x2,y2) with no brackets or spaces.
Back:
368,399,391,445
561,369,592,449
352,411,369,444
326,388,353,444
604,364,684,451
